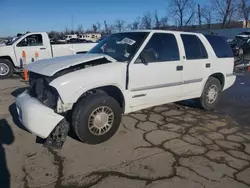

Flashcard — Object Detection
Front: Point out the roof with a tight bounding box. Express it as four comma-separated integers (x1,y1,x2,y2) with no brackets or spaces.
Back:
116,29,204,35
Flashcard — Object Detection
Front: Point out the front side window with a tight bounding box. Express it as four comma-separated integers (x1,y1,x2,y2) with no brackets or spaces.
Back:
181,34,208,60
88,32,149,62
138,33,180,63
17,34,43,47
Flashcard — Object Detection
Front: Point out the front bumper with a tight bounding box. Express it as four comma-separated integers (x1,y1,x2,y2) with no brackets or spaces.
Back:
15,91,64,138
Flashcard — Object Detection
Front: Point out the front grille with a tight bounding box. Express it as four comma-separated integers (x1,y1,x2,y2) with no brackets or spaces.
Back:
29,72,58,109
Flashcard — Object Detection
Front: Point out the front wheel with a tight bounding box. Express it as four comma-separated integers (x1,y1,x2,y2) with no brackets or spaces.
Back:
0,59,14,79
200,77,222,110
72,93,122,144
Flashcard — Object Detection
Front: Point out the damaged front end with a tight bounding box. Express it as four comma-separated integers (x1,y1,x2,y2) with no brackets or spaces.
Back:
44,119,70,149
26,57,111,149
28,72,70,149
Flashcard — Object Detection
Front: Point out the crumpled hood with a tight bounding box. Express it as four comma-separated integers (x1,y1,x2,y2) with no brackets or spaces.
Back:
27,53,116,76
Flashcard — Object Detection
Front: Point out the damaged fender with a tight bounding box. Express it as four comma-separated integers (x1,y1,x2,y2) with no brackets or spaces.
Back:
50,62,127,109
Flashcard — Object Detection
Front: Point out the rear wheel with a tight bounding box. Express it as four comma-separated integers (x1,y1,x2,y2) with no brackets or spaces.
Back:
0,59,14,79
72,93,122,144
200,77,222,110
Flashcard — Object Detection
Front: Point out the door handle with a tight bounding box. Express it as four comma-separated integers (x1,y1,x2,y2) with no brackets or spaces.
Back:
176,65,183,71
206,63,211,68
40,47,46,50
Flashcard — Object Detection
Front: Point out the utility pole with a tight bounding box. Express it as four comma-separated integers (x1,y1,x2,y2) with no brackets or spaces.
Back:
198,4,201,28
71,14,74,34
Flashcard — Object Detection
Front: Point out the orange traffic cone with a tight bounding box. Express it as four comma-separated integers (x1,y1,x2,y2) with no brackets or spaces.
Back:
21,50,29,82
23,65,28,81
35,51,39,60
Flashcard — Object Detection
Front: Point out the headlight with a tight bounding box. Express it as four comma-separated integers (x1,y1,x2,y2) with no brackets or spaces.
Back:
43,86,59,109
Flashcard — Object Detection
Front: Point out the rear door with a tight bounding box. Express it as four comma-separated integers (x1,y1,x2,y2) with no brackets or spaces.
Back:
128,32,183,110
180,34,210,99
14,33,52,66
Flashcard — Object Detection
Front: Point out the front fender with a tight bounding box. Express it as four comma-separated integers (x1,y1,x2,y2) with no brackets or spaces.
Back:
49,62,127,104
0,46,17,66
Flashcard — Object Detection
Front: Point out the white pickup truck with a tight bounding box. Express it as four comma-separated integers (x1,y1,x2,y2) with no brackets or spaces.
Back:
16,30,236,148
0,32,97,79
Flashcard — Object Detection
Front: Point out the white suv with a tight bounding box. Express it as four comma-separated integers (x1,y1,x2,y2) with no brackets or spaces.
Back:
15,30,236,148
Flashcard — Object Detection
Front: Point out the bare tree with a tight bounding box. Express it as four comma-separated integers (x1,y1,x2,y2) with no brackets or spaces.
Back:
127,17,141,30
114,20,126,32
92,24,98,32
169,0,196,28
198,4,202,27
154,11,161,29
141,12,153,29
103,21,114,34
213,0,238,28
201,2,214,28
96,22,102,32
77,24,83,34
104,21,110,34
64,27,70,35
48,31,59,39
239,0,250,27
160,16,168,28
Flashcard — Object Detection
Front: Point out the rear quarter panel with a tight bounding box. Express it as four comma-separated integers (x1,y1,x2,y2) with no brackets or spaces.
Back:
191,34,235,96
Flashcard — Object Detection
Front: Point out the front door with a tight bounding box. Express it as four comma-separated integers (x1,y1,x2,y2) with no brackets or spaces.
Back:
128,32,183,111
14,33,51,67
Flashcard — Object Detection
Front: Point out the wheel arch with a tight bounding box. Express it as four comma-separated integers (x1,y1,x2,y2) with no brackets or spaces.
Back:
75,85,126,113
0,56,15,67
209,73,225,89
200,72,225,96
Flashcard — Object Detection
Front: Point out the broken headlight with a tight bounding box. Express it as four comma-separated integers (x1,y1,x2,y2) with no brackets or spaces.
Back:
29,72,59,110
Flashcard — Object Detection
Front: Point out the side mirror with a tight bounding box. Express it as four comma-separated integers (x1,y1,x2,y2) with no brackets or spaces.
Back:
140,48,157,65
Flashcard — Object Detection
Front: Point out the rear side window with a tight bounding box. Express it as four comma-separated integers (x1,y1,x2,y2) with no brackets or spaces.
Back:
181,34,208,60
204,35,233,58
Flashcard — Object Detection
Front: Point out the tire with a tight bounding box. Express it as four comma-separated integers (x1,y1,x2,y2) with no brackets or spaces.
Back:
72,93,122,144
0,59,14,79
200,77,222,110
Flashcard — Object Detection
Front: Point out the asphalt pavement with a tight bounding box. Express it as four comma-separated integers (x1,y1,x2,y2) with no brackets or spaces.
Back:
0,73,250,188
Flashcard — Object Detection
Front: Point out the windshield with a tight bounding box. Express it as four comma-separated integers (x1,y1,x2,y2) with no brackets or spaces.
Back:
88,32,149,61
6,36,22,45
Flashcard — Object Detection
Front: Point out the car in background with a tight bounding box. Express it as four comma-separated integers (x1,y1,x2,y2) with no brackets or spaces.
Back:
65,34,77,42
0,32,97,79
67,38,93,44
229,36,250,57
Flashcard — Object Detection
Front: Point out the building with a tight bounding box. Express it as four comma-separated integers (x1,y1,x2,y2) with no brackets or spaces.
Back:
77,33,101,42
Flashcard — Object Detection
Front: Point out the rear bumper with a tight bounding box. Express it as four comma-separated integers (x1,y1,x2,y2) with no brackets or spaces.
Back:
15,91,64,138
224,74,236,90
